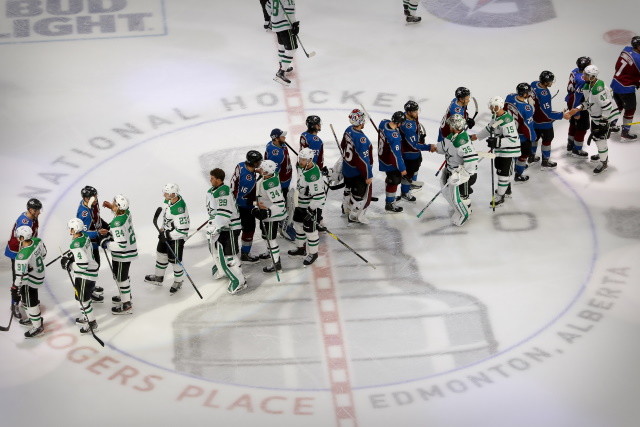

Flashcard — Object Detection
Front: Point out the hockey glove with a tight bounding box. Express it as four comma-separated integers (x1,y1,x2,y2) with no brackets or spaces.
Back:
205,222,220,243
60,253,74,271
100,235,113,249
251,207,270,221
292,21,300,35
609,119,620,133
486,136,498,149
466,117,476,129
10,285,20,304
159,230,172,242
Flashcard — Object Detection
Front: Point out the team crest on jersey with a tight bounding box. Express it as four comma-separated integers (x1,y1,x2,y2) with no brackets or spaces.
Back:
272,149,279,155
360,137,367,143
220,189,228,196
541,90,548,96
426,0,555,28
267,181,276,189
406,122,413,129
392,132,399,138
313,136,319,141
114,221,121,227
73,241,80,248
178,207,184,213
81,211,88,217
21,218,28,224
17,253,24,259
245,174,253,181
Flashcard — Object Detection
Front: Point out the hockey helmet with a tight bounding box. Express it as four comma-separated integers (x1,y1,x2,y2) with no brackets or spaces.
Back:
391,111,406,124
516,82,532,97
348,109,366,126
576,56,591,71
163,183,180,196
27,198,42,211
539,70,555,85
632,36,640,50
455,86,471,99
15,225,33,241
298,147,315,161
305,115,321,130
260,159,278,176
583,65,599,79
68,218,85,234
81,185,97,199
246,150,263,167
404,100,419,112
488,96,505,110
113,194,129,211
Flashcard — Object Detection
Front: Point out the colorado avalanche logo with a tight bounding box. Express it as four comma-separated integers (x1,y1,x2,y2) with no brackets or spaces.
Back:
392,132,399,138
360,137,367,143
454,107,462,113
81,211,88,217
245,174,253,181
21,218,28,224
425,0,556,28
272,149,279,155
313,136,319,141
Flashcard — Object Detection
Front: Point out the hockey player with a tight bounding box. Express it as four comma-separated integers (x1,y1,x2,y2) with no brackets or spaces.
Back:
265,128,293,201
610,36,640,141
101,195,137,314
472,96,521,207
287,148,326,266
565,65,621,174
438,87,475,143
566,56,592,157
271,0,298,85
341,109,374,224
76,185,110,268
378,111,407,213
5,198,41,320
230,150,269,262
144,183,190,294
61,218,100,334
436,114,479,226
253,160,287,273
206,168,246,294
531,70,565,168
402,0,421,23
505,83,536,182
14,226,46,338
299,115,327,233
399,101,436,202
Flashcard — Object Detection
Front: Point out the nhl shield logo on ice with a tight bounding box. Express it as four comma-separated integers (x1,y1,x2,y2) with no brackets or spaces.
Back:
425,0,556,28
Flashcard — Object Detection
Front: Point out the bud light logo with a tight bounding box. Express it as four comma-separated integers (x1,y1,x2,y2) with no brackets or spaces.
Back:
0,0,167,44
425,0,556,28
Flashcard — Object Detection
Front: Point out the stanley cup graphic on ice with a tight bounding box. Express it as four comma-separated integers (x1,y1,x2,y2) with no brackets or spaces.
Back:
171,148,498,389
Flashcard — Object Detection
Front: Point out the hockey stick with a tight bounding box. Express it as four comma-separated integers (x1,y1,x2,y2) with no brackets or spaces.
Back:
471,96,479,120
489,120,496,212
435,160,446,177
283,141,298,156
628,121,640,126
0,305,13,331
281,8,315,58
46,250,70,267
185,220,209,242
153,207,203,299
320,223,376,269
260,220,281,282
551,89,559,99
60,248,104,347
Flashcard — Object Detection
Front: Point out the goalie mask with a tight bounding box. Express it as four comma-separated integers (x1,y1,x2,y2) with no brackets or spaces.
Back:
447,114,467,132
348,109,366,126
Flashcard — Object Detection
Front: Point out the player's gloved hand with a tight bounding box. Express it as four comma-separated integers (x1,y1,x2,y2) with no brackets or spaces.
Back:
466,117,475,129
10,285,20,304
609,119,620,133
251,207,270,221
321,166,329,176
60,253,74,271
205,222,220,242
487,136,498,149
158,230,171,242
100,235,113,249
292,21,300,35
304,208,316,223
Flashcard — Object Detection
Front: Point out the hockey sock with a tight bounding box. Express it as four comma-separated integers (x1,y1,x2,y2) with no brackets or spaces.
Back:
241,231,254,254
541,141,552,159
515,160,527,175
26,305,42,328
172,263,184,283
155,252,168,277
294,222,306,246
497,175,510,196
306,231,319,255
400,183,410,194
267,239,280,263
81,300,96,322
595,139,608,162
118,280,131,303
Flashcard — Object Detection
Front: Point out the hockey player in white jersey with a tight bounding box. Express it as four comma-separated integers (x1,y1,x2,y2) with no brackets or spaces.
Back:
253,160,287,273
206,168,246,294
145,183,190,294
61,218,100,334
472,96,521,206
402,0,421,23
565,65,621,174
14,226,46,338
436,114,479,226
101,195,137,314
287,148,327,266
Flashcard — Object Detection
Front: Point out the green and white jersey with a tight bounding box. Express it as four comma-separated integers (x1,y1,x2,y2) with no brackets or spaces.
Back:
296,163,326,210
257,175,287,223
163,196,190,240
270,0,295,32
582,79,620,125
107,209,138,261
15,238,47,287
436,131,479,174
475,112,520,158
70,232,98,279
206,184,241,231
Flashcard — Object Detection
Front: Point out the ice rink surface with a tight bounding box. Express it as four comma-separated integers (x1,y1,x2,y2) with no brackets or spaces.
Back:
1,1,640,426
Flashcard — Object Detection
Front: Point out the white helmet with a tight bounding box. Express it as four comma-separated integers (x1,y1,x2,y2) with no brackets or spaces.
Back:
163,183,179,196
348,109,366,126
583,64,599,79
260,159,278,176
447,114,467,132
113,194,129,211
15,225,33,241
299,147,315,161
488,96,504,110
68,218,85,234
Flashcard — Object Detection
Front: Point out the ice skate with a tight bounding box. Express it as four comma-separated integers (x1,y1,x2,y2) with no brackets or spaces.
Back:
514,174,529,182
541,158,557,168
263,260,282,273
144,275,164,285
571,149,588,158
385,202,403,213
79,320,98,334
621,127,637,141
240,253,260,263
288,247,306,257
274,68,291,86
169,281,183,295
593,160,608,175
527,154,540,163
24,324,45,338
112,301,133,315
303,253,318,266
